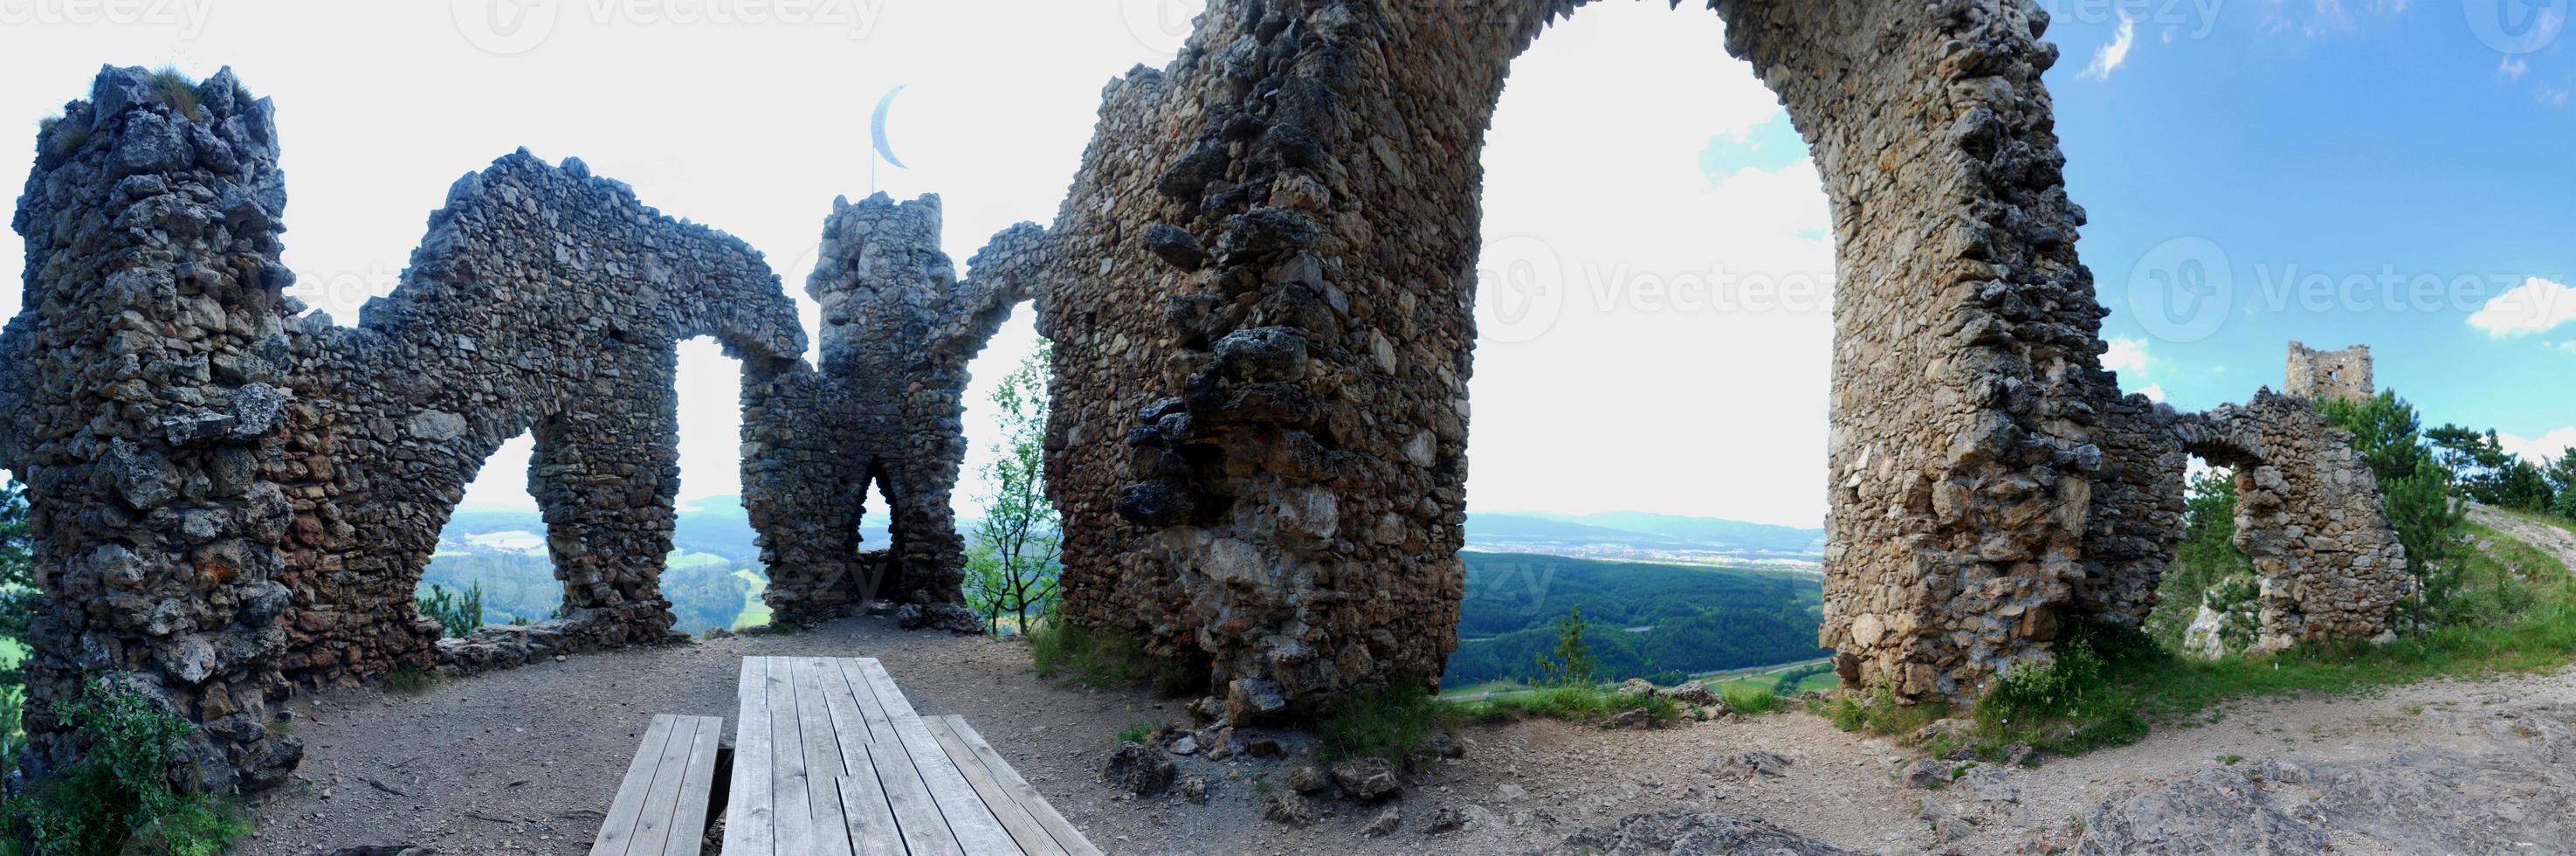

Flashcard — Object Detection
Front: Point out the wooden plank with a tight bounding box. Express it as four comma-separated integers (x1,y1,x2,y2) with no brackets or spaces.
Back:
837,658,964,856
834,657,896,743
924,715,1069,856
590,714,678,856
663,715,724,856
763,655,816,855
790,660,856,856
721,658,775,855
854,659,1023,855
941,716,1105,856
623,714,706,856
810,661,906,856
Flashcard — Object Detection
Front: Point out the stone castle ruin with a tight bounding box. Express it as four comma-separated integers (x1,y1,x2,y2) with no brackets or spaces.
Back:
2286,341,2373,403
3,1,2414,791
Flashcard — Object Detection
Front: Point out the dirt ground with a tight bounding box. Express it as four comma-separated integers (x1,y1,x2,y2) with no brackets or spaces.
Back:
238,615,2576,856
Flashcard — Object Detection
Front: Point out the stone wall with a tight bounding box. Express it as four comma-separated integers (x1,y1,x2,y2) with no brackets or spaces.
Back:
2285,341,2372,403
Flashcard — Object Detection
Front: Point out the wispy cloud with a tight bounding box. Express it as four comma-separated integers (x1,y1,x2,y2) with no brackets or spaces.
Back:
2139,383,2169,404
2262,0,2413,37
2501,56,2531,81
2469,276,2576,336
2540,86,2573,108
2558,340,2576,355
2082,14,2139,80
2104,336,2152,374
2500,428,2576,464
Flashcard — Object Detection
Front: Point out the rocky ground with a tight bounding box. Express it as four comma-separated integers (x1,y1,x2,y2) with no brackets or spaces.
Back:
239,615,2576,855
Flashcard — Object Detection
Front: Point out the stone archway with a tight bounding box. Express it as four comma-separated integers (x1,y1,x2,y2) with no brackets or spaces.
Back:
1031,0,2113,714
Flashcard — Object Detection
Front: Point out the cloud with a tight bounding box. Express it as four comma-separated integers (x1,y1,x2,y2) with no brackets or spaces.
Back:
2559,340,2576,355
2468,277,2576,336
2500,428,2576,465
2081,14,2138,80
2139,383,2169,404
2541,86,2573,108
2502,57,2530,81
2103,336,2152,374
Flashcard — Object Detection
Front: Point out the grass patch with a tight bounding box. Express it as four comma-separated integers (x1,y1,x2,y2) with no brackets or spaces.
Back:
1319,683,1459,761
145,66,202,121
1720,684,1784,715
1450,682,1681,728
1028,616,1193,694
383,667,439,694
1113,717,1154,747
730,568,773,631
1813,683,1950,739
2,678,251,856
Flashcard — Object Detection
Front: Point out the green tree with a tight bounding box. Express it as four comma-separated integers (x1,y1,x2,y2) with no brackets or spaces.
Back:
1531,607,1596,687
964,344,1062,636
416,583,484,639
2549,449,2576,522
1,480,31,768
2318,391,2467,615
2428,425,2553,510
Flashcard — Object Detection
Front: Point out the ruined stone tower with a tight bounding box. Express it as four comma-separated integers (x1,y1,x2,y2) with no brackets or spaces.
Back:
2285,342,2373,402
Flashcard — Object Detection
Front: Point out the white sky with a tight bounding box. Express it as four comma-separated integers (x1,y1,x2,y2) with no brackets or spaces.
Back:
0,0,1858,528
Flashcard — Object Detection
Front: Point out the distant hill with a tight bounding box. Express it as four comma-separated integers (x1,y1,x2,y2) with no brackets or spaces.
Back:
443,496,889,561
1464,510,1824,564
1443,551,1826,687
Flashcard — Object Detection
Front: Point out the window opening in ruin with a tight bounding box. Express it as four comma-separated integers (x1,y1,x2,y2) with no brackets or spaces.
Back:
1443,5,1839,692
954,307,1057,633
667,335,768,633
432,431,554,633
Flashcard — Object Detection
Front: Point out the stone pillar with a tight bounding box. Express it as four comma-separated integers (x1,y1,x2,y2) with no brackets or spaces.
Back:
5,66,304,790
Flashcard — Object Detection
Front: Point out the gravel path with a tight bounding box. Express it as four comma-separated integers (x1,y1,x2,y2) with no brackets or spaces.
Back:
2469,504,2576,573
239,616,2576,855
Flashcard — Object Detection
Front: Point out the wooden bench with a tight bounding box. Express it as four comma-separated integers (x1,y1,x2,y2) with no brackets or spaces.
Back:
593,714,727,856
722,655,1102,856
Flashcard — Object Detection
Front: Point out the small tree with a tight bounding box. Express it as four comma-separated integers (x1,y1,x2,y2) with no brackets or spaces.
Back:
964,344,1062,636
1532,607,1595,688
1,480,32,768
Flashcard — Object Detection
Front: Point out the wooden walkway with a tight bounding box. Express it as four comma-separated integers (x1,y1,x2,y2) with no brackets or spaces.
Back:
721,656,1100,856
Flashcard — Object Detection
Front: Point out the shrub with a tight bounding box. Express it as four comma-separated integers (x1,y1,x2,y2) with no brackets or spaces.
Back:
1814,683,1947,738
2,679,249,856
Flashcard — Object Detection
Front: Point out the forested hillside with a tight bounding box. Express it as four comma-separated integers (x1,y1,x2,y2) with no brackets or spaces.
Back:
1443,551,1827,686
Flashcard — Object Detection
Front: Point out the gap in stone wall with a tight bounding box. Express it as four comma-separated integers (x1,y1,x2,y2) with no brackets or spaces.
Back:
432,431,565,631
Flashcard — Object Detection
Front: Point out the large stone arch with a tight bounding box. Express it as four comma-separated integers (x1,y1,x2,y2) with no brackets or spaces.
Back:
1034,0,2112,714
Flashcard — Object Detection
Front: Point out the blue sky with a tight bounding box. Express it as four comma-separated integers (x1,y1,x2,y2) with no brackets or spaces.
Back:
2035,0,2576,457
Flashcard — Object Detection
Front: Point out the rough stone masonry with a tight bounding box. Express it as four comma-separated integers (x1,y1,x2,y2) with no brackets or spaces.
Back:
3,5,2418,791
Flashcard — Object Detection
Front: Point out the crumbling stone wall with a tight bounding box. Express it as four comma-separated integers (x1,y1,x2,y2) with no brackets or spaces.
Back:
2195,392,2412,652
2286,341,2372,403
1,66,808,789
746,192,1044,629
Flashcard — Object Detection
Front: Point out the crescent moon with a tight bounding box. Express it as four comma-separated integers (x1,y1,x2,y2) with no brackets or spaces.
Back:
871,85,908,170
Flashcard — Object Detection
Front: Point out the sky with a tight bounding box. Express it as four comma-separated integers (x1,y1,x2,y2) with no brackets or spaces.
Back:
1,0,2569,529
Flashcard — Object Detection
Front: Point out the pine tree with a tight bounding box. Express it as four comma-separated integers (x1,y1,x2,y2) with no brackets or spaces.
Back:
1532,607,1595,687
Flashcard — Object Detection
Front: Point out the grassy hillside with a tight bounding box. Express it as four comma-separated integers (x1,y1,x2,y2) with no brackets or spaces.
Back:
1443,551,1827,686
